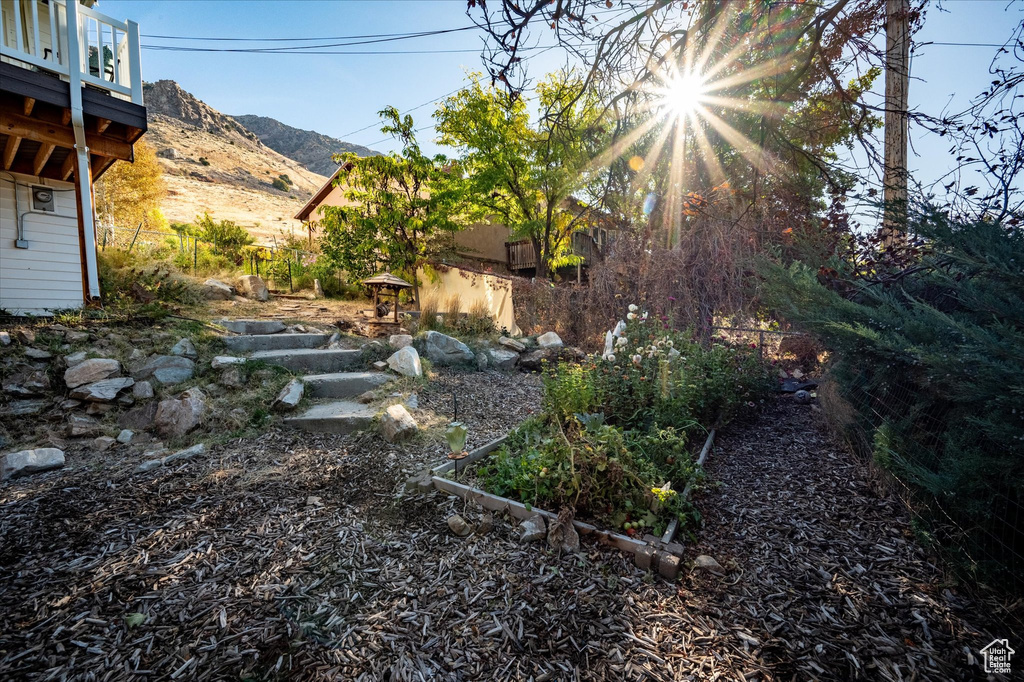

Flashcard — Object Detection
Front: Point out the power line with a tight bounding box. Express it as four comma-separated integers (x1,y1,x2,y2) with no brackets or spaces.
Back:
142,26,476,42
141,27,478,52
142,46,489,55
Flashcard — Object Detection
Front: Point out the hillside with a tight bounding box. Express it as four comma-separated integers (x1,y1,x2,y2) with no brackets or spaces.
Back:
143,80,328,242
234,115,379,176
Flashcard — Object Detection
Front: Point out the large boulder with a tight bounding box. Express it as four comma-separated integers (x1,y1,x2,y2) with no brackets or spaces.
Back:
236,275,269,302
67,414,101,437
498,336,526,353
170,338,198,359
119,402,158,431
154,388,206,438
421,331,474,365
1,448,65,480
536,331,563,349
386,346,422,378
202,278,234,300
64,358,121,388
389,334,413,350
133,355,195,385
519,346,586,372
380,404,418,443
70,377,135,402
487,348,520,371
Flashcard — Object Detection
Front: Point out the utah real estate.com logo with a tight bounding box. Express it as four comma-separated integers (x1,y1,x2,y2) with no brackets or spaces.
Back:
980,639,1014,675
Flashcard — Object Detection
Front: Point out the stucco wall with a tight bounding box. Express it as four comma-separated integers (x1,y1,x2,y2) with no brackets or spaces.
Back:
0,174,84,315
418,264,521,336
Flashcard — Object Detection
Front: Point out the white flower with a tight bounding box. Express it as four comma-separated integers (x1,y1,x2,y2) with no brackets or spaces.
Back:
628,304,638,312
626,312,636,320
631,354,642,365
666,339,674,348
615,336,628,347
636,347,644,354
605,353,616,362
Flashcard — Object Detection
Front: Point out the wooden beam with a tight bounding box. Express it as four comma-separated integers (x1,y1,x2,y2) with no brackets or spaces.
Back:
33,143,55,175
2,135,20,170
0,107,133,161
61,108,72,125
61,153,76,181
94,117,111,134
93,155,117,179
23,97,36,116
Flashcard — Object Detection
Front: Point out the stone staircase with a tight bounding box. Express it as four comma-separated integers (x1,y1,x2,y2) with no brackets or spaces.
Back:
216,320,394,434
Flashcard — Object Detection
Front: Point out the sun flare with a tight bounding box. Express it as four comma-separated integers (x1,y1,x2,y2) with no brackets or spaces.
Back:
662,73,707,118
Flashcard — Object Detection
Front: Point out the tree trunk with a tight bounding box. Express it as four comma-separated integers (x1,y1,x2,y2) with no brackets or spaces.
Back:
533,236,547,279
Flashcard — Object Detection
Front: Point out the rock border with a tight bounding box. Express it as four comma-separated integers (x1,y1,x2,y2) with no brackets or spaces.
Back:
407,427,719,579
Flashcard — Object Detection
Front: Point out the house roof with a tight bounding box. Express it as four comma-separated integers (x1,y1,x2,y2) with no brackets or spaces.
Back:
293,162,351,222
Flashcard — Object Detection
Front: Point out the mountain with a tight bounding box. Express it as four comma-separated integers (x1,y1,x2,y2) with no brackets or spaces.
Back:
234,115,380,176
142,80,329,242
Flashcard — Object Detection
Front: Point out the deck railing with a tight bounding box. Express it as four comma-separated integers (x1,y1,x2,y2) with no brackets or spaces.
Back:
506,232,604,272
0,0,142,105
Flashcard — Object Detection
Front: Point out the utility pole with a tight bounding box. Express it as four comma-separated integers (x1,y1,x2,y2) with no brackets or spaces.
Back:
883,0,910,240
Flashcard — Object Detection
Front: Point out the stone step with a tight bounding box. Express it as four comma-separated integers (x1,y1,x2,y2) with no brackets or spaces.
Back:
303,371,394,399
249,348,362,373
222,333,331,353
283,400,376,434
216,319,287,335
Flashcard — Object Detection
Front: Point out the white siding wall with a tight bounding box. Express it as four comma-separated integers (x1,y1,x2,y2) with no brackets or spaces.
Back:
0,173,84,315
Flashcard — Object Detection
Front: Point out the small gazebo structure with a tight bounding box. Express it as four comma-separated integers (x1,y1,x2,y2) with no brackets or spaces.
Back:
363,272,413,333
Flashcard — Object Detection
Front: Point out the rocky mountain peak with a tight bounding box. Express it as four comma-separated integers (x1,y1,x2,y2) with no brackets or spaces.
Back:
143,80,262,150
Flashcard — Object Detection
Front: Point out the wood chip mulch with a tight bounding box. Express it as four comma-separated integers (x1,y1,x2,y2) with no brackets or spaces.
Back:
0,378,1016,681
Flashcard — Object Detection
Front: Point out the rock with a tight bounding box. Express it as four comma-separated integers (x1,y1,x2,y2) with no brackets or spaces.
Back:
694,554,725,575
70,377,135,402
202,278,234,300
1,399,48,416
227,407,247,425
133,355,195,385
536,331,563,349
389,334,413,350
519,514,547,542
137,443,206,472
64,350,88,367
86,402,115,416
211,355,246,369
405,393,418,409
67,414,101,438
380,404,417,443
59,399,81,410
386,346,422,378
219,367,246,388
487,348,520,371
171,338,198,359
236,275,270,301
65,330,90,343
154,388,206,438
16,329,36,344
0,331,10,346
216,319,285,335
23,347,52,360
64,358,121,388
356,390,377,404
132,381,154,399
119,402,158,431
314,279,325,298
794,389,812,405
422,331,475,365
2,369,50,396
158,147,179,160
93,436,116,452
547,509,580,553
447,514,471,537
476,513,494,535
476,353,488,371
116,429,134,444
306,495,324,507
497,336,526,352
1,448,64,480
518,349,555,372
273,379,304,411
371,360,388,371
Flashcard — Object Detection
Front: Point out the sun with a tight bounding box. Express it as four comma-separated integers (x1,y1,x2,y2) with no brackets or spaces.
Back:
662,72,707,118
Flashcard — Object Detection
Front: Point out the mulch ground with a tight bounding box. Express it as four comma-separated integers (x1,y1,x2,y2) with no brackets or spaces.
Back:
0,381,1014,681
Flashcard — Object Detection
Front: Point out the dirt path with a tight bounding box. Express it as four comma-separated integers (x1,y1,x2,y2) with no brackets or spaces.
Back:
0,389,1010,681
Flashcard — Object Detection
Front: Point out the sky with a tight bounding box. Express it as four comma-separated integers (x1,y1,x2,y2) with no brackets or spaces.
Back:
101,0,1021,197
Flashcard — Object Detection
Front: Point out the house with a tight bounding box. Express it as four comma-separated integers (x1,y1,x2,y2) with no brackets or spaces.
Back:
295,167,610,276
1,0,146,315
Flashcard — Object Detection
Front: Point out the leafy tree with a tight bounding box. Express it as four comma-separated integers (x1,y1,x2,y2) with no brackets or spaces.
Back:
435,71,608,278
95,139,165,229
317,107,466,304
190,213,254,264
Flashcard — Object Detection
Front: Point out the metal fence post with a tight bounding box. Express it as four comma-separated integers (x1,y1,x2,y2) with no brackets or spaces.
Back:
193,238,198,275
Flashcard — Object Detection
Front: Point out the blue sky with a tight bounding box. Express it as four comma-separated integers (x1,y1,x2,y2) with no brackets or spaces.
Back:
103,0,1019,195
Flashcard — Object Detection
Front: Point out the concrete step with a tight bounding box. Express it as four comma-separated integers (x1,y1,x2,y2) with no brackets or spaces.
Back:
283,400,376,434
222,333,331,353
303,371,394,399
216,319,287,335
249,348,362,373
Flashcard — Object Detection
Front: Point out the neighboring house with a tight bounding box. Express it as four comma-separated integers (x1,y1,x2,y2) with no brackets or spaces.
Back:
1,0,146,314
295,168,610,276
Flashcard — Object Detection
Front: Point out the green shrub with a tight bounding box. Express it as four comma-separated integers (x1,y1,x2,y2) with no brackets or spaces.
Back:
198,157,210,166
271,177,289,191
191,213,254,264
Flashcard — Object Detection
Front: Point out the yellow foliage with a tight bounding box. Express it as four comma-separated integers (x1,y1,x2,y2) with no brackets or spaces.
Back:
95,140,165,230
